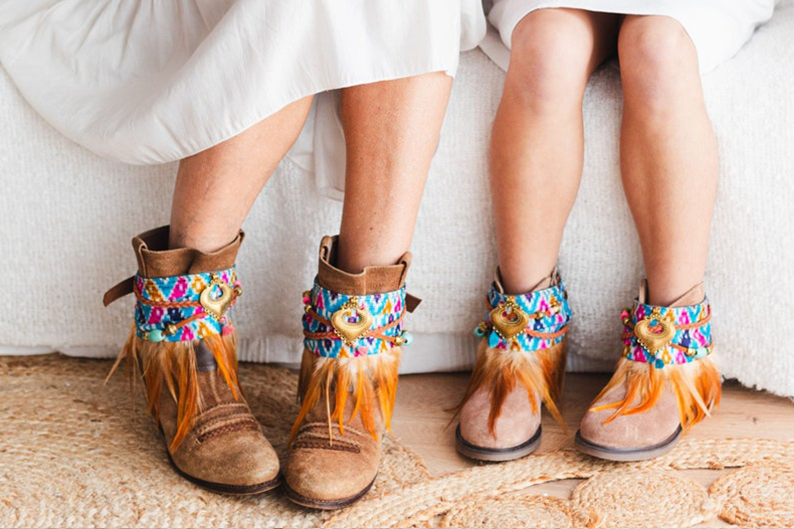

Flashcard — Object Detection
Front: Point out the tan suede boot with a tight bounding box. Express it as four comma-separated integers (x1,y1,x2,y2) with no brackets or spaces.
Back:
283,236,418,509
455,269,571,461
575,281,721,461
104,226,280,494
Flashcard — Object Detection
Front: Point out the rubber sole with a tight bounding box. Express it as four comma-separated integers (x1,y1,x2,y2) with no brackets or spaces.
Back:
574,425,682,462
455,425,542,462
283,475,377,510
165,450,281,495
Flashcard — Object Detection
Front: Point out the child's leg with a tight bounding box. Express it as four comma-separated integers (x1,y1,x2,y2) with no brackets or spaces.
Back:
618,16,718,305
492,8,620,294
575,17,720,461
455,9,621,462
169,96,314,252
284,72,452,508
336,72,453,273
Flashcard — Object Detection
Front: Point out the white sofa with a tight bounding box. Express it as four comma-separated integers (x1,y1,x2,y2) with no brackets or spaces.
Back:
2,1,793,397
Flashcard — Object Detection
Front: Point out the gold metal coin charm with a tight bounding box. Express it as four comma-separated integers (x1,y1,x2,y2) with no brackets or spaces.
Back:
634,307,677,354
490,298,530,341
199,274,235,320
331,297,374,346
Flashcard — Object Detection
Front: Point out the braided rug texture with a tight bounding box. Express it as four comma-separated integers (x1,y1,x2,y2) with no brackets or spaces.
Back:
3,355,794,528
0,355,428,528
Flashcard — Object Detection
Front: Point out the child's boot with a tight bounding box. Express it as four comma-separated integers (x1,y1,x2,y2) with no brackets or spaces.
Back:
455,269,572,461
575,281,721,461
283,236,418,509
104,226,280,494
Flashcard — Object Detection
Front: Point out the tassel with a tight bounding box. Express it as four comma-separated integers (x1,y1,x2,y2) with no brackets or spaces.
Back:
455,338,567,437
590,354,721,430
107,326,242,452
289,346,402,443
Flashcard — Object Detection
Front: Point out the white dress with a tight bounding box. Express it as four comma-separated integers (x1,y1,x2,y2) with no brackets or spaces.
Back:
0,0,486,165
484,0,778,73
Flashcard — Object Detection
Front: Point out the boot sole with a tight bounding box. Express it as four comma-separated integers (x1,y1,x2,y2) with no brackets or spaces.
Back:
165,450,281,495
283,475,377,510
455,425,542,462
574,425,682,462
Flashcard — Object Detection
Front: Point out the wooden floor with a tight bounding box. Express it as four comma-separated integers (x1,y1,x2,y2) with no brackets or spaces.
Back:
391,372,794,526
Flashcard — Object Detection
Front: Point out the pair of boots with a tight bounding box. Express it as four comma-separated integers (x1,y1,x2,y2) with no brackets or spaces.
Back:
106,226,721,508
456,270,721,462
105,227,412,508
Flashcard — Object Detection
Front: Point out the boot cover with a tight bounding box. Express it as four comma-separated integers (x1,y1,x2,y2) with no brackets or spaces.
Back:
575,282,721,461
456,269,571,461
104,226,280,494
283,236,417,509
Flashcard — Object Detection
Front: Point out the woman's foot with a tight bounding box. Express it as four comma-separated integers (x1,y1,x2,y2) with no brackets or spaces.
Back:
105,226,280,494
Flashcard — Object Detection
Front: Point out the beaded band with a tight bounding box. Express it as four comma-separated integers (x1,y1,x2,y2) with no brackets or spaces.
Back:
621,298,713,368
475,280,572,352
302,282,411,358
134,267,241,342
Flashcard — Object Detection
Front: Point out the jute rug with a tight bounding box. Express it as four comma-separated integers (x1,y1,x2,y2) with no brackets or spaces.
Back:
2,355,793,528
0,355,429,528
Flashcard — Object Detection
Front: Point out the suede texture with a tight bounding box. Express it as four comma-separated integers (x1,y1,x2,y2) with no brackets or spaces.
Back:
578,281,708,450
457,269,558,450
459,385,541,449
284,236,410,504
578,382,681,449
132,227,279,489
159,363,279,487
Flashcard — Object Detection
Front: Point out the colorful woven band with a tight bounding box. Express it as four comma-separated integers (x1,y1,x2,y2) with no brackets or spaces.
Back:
475,280,571,352
621,298,713,368
134,267,241,342
302,282,410,358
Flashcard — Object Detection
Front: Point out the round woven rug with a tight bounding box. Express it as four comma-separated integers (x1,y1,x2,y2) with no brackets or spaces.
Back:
3,355,794,529
0,355,429,528
709,463,794,528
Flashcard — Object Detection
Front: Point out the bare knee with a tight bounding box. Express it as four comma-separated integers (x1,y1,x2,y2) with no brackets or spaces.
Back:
618,16,701,112
505,9,596,112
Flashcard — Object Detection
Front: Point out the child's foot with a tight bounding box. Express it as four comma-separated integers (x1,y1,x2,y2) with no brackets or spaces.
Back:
575,282,721,461
456,270,571,461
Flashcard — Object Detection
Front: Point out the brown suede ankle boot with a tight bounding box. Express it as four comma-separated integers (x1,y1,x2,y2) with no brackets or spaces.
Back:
575,281,721,461
283,236,418,509
455,269,571,461
104,226,280,494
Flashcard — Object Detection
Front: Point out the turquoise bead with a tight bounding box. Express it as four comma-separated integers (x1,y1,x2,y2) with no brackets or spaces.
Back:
474,326,485,338
147,329,164,342
400,331,414,345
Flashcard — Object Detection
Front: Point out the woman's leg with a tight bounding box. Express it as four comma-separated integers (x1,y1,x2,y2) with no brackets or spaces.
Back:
169,96,314,252
492,9,621,294
618,16,718,305
336,72,453,273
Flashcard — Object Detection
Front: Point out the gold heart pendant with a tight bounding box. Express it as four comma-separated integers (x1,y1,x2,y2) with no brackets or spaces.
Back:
199,274,235,320
331,297,374,346
490,298,530,341
634,308,677,354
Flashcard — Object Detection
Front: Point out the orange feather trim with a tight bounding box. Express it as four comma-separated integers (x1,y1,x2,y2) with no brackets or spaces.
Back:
290,346,402,443
106,326,241,452
455,338,568,437
590,354,721,431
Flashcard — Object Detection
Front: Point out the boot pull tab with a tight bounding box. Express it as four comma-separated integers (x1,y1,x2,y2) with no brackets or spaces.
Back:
103,276,135,307
405,293,422,313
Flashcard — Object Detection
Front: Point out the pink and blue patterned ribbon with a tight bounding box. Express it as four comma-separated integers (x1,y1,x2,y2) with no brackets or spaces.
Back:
622,298,713,369
479,280,571,351
303,282,407,358
134,267,238,342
